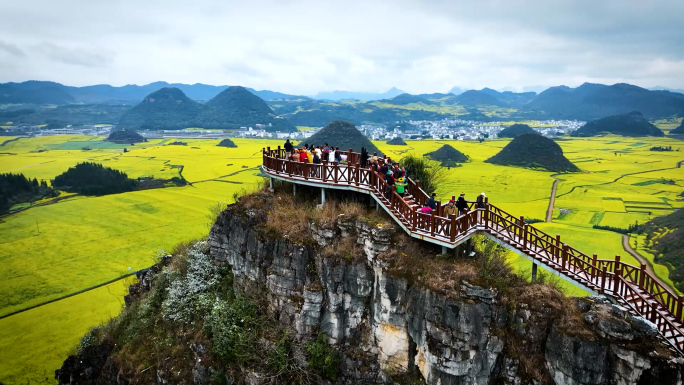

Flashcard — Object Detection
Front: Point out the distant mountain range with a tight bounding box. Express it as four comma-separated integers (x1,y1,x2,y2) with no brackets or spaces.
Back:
2,80,684,128
0,81,301,105
312,87,405,101
118,86,295,132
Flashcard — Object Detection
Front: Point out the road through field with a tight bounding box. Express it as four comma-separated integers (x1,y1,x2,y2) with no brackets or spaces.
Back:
546,178,558,222
621,234,671,290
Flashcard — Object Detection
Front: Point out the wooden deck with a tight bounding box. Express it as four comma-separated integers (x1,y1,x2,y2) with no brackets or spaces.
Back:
262,147,684,355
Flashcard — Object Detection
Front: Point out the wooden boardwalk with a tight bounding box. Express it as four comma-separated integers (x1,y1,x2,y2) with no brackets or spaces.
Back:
262,147,684,355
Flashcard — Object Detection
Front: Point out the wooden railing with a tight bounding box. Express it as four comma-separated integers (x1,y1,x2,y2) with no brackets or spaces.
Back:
262,147,684,354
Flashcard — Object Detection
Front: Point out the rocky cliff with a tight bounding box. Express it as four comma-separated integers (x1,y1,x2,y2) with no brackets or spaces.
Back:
56,190,684,385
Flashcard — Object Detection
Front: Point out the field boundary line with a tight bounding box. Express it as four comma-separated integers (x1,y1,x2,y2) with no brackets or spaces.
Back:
0,272,135,320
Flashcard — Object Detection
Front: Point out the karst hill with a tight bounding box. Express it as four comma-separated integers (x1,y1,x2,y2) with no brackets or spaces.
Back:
425,144,468,166
106,129,146,143
386,137,407,145
117,86,295,132
486,133,579,172
306,121,382,155
670,120,684,135
498,123,537,138
572,111,664,137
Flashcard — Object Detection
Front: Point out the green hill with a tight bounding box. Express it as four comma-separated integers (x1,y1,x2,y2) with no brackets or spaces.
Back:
485,134,579,172
118,87,295,132
425,144,468,166
386,137,407,145
201,86,295,132
217,138,237,148
107,129,146,143
118,88,201,130
306,121,382,156
670,120,684,135
572,111,664,137
498,124,537,138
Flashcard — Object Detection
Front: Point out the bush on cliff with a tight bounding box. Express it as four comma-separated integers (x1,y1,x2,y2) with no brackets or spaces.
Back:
398,153,447,194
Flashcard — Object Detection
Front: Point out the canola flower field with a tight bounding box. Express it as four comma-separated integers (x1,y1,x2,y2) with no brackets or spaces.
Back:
0,134,683,383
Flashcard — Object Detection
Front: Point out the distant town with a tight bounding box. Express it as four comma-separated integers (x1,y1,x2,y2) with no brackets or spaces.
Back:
3,119,586,141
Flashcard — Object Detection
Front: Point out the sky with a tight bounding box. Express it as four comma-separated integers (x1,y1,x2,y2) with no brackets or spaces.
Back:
0,0,683,95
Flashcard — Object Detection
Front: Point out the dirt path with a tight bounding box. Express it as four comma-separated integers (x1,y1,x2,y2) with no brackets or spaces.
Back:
621,234,671,290
546,178,558,222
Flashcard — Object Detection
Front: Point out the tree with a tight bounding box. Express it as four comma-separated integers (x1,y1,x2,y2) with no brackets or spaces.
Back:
399,153,447,195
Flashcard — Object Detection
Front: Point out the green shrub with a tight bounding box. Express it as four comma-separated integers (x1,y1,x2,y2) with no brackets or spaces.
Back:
305,333,341,380
399,153,446,195
206,295,259,366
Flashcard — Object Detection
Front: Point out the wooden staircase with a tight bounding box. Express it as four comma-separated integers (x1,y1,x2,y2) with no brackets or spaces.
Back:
262,147,684,356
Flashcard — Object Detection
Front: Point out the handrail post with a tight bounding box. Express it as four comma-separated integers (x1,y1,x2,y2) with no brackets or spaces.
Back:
334,163,338,183
322,160,328,181
614,255,620,274
677,296,683,321
520,216,526,250
592,254,598,283
355,163,360,186
555,234,561,262
349,148,353,165
288,159,292,177
450,214,456,242
484,199,489,230
615,267,622,296
600,264,607,294
347,162,352,184
430,210,435,237
639,264,646,289
561,245,568,272
277,145,281,158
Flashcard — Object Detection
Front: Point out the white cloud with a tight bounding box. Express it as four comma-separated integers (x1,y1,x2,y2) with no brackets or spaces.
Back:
0,0,682,94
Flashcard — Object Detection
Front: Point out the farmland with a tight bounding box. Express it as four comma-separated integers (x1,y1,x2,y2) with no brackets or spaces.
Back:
0,134,683,383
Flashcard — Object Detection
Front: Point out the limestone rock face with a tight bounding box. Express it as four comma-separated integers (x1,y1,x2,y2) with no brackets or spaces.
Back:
57,202,684,385
206,205,684,385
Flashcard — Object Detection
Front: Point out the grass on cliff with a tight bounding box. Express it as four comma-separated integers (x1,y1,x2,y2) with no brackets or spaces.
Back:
79,239,342,385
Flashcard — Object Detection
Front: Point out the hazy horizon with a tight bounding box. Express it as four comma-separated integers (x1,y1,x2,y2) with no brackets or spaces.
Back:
1,0,683,95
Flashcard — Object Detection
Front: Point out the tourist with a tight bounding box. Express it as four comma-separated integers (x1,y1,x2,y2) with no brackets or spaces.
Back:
284,139,294,157
385,172,395,197
395,177,407,198
312,151,321,177
323,143,330,161
420,204,432,228
335,147,342,163
306,148,313,163
476,192,486,209
456,193,468,215
401,167,407,178
329,146,336,164
299,148,308,163
444,200,457,218
379,162,389,179
427,193,437,211
393,163,402,179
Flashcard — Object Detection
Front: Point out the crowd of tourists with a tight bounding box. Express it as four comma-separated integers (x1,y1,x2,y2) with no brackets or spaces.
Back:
280,140,487,219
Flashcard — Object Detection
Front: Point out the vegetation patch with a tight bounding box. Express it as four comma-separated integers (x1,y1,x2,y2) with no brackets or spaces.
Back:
306,120,383,156
52,162,137,196
572,111,664,137
386,137,407,145
107,129,146,144
424,144,469,166
217,138,237,148
0,172,58,214
497,123,537,138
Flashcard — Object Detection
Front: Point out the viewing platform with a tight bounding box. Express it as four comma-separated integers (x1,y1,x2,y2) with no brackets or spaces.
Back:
262,146,684,356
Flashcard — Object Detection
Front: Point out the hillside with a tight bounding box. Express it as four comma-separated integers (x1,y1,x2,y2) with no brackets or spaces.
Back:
201,86,295,131
380,93,435,106
117,88,202,130
118,87,294,132
670,120,684,135
106,129,146,143
386,137,407,145
485,134,580,172
306,120,382,155
641,210,684,292
0,81,75,104
453,90,504,106
425,144,468,165
572,111,664,137
498,123,537,138
527,83,684,120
